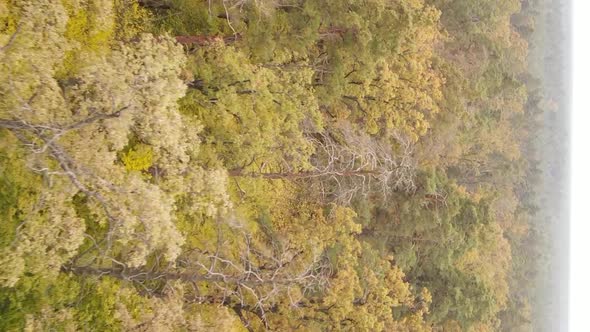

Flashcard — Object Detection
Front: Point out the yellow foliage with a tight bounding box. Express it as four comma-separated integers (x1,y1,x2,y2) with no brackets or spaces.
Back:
64,8,89,42
454,223,511,311
184,304,247,332
121,144,153,172
0,0,19,40
57,0,115,77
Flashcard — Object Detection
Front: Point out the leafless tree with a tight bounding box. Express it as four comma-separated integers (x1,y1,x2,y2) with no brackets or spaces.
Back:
65,230,332,330
230,122,417,205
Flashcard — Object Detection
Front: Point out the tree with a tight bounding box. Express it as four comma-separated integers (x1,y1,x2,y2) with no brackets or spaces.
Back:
229,122,417,204
369,170,511,328
180,42,321,172
0,0,207,281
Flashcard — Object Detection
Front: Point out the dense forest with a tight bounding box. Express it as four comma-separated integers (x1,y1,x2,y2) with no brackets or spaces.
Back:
0,0,560,331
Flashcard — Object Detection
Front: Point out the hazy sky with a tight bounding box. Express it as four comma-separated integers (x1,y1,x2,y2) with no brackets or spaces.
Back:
570,0,587,330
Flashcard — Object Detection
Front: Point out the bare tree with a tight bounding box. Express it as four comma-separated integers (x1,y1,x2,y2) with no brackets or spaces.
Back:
230,123,417,204
65,231,331,330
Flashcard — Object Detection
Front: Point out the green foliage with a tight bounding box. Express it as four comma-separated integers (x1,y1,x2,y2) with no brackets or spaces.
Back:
0,274,80,331
0,134,38,248
181,44,319,171
369,171,510,327
73,277,124,330
113,0,153,40
0,0,542,330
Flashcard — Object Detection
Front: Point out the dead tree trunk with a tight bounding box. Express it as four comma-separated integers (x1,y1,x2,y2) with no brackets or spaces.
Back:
228,169,379,179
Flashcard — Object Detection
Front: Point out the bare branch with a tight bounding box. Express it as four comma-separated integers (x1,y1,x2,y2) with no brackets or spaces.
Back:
229,123,417,204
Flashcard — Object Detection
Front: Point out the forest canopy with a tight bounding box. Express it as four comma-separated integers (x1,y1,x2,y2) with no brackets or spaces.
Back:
0,0,547,331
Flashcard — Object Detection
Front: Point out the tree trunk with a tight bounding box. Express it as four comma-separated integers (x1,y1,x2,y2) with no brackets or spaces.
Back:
63,264,313,287
137,0,171,10
228,169,379,179
318,27,355,40
175,34,241,47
